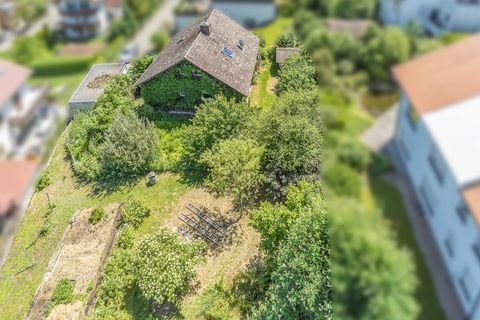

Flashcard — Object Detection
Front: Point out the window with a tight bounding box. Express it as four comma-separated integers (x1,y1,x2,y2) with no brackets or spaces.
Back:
418,179,436,216
457,204,469,225
178,92,186,99
192,71,201,80
472,242,480,265
459,268,475,303
176,69,186,78
222,47,235,58
444,233,455,258
428,151,444,185
396,135,410,162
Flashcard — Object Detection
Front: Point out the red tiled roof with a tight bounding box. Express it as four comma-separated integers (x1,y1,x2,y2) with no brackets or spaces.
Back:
0,160,37,215
392,34,480,115
0,59,31,108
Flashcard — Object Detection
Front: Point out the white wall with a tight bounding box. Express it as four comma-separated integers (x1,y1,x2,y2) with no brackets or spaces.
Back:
393,93,480,318
212,2,275,27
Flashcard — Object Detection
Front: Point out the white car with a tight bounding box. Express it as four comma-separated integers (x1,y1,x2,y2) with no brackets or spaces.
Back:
119,43,139,63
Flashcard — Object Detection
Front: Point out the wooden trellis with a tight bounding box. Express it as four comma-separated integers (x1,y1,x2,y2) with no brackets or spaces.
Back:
179,203,226,246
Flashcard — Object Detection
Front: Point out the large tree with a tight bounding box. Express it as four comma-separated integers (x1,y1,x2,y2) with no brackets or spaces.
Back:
330,199,419,320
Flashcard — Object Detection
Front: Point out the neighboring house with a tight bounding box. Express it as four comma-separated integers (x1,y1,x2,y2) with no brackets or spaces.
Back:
135,10,259,110
0,59,52,159
391,35,480,320
325,18,371,37
276,47,301,65
175,0,276,30
105,0,123,21
0,0,16,31
58,0,108,40
69,62,128,115
380,0,480,35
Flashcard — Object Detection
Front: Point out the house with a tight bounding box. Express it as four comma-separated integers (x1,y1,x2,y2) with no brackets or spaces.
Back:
391,35,480,319
380,0,480,35
325,18,371,37
175,0,276,31
69,62,128,115
275,47,301,65
0,0,16,31
0,59,53,159
135,10,260,110
105,0,123,21
0,160,38,234
58,0,108,40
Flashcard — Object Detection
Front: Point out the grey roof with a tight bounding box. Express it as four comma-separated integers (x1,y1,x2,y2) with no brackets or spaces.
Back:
276,47,301,64
69,63,126,104
135,10,260,96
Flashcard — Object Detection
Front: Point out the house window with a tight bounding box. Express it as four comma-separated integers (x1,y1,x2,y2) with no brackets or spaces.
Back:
406,103,419,130
459,268,475,303
192,71,201,80
472,242,480,266
176,69,186,78
428,150,444,185
444,233,455,258
457,204,469,225
178,92,186,99
397,136,410,162
419,179,436,216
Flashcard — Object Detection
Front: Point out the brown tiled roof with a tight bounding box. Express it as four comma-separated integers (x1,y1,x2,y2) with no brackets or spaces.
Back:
393,34,480,115
0,160,37,215
463,184,480,226
326,18,371,37
135,10,259,96
0,59,31,109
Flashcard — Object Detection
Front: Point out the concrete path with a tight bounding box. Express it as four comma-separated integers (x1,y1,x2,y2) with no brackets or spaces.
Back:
131,0,180,55
362,105,465,320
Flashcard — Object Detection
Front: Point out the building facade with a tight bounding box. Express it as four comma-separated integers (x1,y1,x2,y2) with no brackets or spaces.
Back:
380,0,480,35
391,35,480,319
59,0,108,40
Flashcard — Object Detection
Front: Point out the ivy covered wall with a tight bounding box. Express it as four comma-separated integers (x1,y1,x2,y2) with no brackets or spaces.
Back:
140,60,241,111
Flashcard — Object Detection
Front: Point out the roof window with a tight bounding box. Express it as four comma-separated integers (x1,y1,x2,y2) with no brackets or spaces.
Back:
238,39,245,50
222,47,234,58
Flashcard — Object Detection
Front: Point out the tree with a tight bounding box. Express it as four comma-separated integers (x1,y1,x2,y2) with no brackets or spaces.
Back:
323,163,361,197
15,0,45,25
100,113,158,179
10,35,49,65
151,30,170,52
276,32,299,48
183,96,257,165
259,91,323,198
361,25,411,81
201,138,264,214
301,0,377,19
276,54,317,95
129,54,156,83
135,228,206,306
329,199,419,320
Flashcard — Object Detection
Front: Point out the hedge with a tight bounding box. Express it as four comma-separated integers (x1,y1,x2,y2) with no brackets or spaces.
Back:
140,61,240,111
31,56,94,76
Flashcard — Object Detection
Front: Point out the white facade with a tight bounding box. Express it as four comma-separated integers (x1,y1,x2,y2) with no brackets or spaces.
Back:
211,0,276,27
393,93,480,319
380,0,480,34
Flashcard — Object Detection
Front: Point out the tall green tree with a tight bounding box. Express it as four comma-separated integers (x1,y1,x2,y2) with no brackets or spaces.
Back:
330,199,419,320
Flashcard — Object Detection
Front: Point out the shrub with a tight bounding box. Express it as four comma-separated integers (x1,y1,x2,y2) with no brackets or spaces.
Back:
121,198,150,228
151,30,170,52
31,56,94,76
370,153,392,176
117,226,134,249
323,163,361,197
89,207,106,225
36,170,51,192
276,32,298,48
276,54,317,95
336,140,371,172
129,54,156,83
135,228,206,306
47,279,75,316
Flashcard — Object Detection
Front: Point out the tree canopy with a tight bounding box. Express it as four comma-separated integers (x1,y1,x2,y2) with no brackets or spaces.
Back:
276,54,317,95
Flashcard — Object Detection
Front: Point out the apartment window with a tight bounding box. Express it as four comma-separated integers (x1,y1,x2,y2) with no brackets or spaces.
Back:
457,204,469,225
419,179,436,216
397,137,410,162
473,242,480,266
444,233,455,258
459,268,475,303
428,151,445,185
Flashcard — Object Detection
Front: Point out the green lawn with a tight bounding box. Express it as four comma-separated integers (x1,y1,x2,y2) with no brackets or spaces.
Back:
253,16,293,46
30,71,88,105
0,129,191,320
367,175,445,320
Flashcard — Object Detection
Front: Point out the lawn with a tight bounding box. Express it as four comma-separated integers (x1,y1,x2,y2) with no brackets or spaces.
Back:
30,71,87,106
253,16,293,46
366,174,445,320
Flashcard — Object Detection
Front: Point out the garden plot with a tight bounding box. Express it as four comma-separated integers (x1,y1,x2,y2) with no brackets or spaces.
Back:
27,204,121,320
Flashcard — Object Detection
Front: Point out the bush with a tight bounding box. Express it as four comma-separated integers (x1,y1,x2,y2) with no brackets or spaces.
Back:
31,56,94,76
151,30,170,52
323,163,361,197
276,54,317,95
336,140,371,172
36,170,51,192
369,153,392,176
117,225,134,249
129,55,156,83
276,32,298,48
121,198,150,228
89,207,106,225
47,279,75,316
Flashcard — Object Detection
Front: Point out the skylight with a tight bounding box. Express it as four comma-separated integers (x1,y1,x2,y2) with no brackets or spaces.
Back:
222,47,234,58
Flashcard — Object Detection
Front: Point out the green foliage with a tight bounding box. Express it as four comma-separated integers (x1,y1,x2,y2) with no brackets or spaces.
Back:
201,138,265,210
10,35,49,65
36,170,51,192
195,281,237,320
151,30,170,52
100,113,158,179
276,54,317,94
46,279,75,316
120,197,150,229
330,199,419,320
135,228,206,306
15,0,46,23
323,163,361,197
89,207,106,225
129,55,156,83
259,91,323,198
140,61,240,111
125,0,158,21
336,140,371,172
31,56,94,76
276,32,299,48
303,0,378,19
117,226,135,249
107,6,138,41
183,95,257,165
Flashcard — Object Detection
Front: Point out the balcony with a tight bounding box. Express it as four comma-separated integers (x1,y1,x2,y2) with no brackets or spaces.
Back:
59,2,101,16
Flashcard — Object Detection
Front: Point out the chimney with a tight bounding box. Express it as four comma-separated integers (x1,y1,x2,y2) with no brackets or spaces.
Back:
200,21,210,36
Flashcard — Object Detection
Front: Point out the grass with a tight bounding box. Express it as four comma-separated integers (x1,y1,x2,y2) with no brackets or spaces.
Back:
0,129,191,320
253,16,293,46
366,174,446,320
251,60,277,109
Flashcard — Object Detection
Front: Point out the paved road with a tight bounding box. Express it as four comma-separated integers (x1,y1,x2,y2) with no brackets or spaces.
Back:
131,0,180,55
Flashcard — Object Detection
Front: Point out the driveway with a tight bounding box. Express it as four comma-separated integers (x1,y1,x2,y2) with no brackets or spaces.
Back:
130,0,180,55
